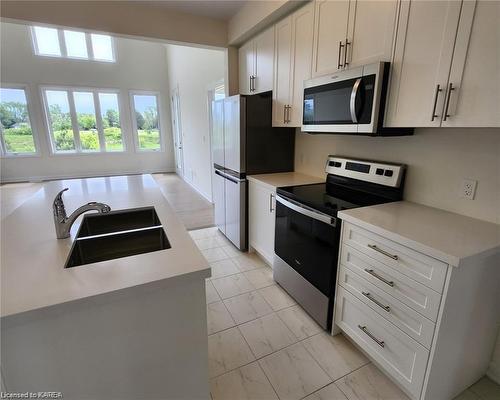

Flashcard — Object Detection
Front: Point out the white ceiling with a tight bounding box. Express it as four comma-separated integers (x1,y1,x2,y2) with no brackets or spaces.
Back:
140,0,247,21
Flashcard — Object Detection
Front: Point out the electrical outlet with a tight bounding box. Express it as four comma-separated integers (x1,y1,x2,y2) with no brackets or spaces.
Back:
460,179,477,200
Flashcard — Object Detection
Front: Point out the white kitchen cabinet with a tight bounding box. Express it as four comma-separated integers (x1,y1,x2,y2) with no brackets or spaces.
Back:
272,16,293,127
273,1,315,127
346,0,398,68
312,0,349,77
335,203,500,400
385,0,498,128
238,26,275,95
441,0,500,127
238,41,254,95
312,0,397,77
248,179,276,265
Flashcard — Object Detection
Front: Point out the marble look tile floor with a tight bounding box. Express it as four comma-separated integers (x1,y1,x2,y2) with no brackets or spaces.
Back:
192,227,500,400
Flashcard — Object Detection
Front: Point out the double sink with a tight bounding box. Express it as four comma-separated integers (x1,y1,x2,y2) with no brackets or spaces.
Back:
66,207,170,268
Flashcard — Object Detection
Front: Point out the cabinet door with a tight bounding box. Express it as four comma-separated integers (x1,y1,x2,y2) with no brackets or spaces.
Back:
346,0,398,68
248,181,276,265
312,0,349,77
289,1,315,127
384,0,462,127
273,16,293,127
239,41,254,95
442,0,500,127
254,26,275,93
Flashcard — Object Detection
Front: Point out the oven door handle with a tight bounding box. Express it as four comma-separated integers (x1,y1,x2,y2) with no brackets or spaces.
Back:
276,195,336,226
350,78,362,123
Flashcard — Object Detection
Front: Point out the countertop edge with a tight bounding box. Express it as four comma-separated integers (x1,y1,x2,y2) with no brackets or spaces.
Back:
1,266,211,323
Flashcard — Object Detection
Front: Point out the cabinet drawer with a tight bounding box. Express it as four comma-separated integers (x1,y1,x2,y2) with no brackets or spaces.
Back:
343,223,448,292
340,244,441,321
335,286,429,399
338,265,435,348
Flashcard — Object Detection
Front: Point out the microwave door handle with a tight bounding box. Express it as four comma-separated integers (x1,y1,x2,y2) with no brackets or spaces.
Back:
350,78,362,123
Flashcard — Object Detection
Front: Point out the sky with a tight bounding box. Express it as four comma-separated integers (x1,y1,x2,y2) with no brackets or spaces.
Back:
0,88,28,104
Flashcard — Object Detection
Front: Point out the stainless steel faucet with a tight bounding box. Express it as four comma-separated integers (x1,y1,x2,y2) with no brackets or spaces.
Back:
53,188,111,239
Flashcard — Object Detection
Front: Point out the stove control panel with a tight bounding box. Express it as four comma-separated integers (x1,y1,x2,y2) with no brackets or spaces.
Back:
326,156,405,188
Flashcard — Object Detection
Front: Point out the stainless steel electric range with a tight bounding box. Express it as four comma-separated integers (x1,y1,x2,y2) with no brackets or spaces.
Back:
273,156,406,330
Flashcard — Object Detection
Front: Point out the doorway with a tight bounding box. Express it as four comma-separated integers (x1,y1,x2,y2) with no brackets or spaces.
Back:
170,86,184,177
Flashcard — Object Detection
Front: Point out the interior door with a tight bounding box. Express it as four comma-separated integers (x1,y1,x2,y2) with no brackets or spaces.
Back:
384,0,462,127
213,171,226,234
211,99,224,167
346,0,398,68
223,96,244,173
170,87,184,177
273,16,293,127
312,0,350,77
289,1,315,127
442,0,500,127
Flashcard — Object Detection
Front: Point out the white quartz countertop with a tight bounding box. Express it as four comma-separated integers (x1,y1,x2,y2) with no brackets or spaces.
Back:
338,201,500,267
1,175,210,318
247,172,324,189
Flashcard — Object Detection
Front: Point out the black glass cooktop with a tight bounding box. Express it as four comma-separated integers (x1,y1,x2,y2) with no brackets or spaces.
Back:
277,181,392,217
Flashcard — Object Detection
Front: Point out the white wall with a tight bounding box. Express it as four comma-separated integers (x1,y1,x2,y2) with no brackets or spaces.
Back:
1,22,175,182
165,44,225,202
295,128,500,224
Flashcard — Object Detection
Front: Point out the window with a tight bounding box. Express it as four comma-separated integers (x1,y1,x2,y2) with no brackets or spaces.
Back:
131,93,162,151
0,87,37,156
32,26,115,62
42,87,124,154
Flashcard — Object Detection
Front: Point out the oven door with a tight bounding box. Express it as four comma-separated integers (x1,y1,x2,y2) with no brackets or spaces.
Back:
274,195,340,297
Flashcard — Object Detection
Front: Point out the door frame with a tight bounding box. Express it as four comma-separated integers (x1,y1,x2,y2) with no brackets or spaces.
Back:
170,85,184,177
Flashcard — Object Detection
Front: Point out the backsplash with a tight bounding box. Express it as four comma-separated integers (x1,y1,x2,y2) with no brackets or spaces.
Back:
294,127,500,224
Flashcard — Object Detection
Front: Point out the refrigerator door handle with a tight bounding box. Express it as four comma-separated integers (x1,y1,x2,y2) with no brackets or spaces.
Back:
215,169,245,184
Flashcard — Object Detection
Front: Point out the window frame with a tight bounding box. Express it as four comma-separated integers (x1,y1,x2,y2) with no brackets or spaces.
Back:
0,83,40,158
40,85,126,155
31,26,116,63
129,90,164,153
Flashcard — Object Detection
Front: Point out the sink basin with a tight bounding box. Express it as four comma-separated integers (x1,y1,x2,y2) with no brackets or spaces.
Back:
77,206,162,238
65,206,170,268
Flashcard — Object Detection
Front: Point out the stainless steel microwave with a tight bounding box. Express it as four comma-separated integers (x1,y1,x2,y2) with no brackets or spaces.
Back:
302,62,412,136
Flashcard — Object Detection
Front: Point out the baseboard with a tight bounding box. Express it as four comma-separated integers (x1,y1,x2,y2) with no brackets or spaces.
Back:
0,168,176,184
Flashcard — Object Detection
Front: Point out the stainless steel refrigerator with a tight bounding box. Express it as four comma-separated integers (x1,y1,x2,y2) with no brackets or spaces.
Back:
212,91,295,250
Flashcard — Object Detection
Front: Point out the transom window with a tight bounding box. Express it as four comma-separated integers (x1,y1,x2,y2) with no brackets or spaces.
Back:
0,86,37,156
42,87,124,154
32,26,115,62
130,92,162,151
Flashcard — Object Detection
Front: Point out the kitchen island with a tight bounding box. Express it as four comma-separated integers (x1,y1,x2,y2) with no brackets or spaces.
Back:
1,175,211,399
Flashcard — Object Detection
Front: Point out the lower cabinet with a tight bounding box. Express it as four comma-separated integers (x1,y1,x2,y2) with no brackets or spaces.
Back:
248,180,276,265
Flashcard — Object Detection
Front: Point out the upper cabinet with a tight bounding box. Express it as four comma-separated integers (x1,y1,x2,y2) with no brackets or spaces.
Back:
312,0,350,76
442,0,500,127
312,0,397,77
238,26,275,95
385,0,499,128
273,1,315,127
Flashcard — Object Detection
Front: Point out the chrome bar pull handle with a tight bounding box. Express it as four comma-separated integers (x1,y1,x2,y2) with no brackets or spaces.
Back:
368,244,398,260
364,269,395,287
362,291,391,312
283,105,287,124
431,84,442,121
358,325,385,348
249,76,253,92
443,82,455,121
344,38,350,67
286,105,291,123
269,193,274,213
337,41,344,69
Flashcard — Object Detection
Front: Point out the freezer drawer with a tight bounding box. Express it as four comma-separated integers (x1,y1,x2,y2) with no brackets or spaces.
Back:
224,175,246,250
213,170,225,234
